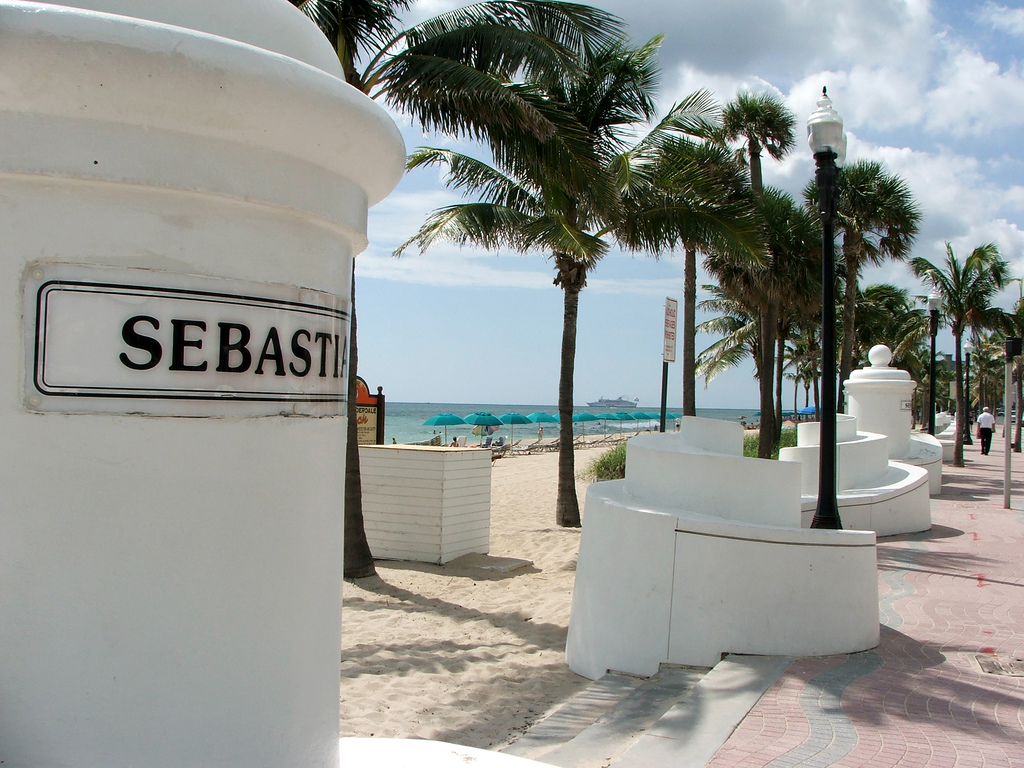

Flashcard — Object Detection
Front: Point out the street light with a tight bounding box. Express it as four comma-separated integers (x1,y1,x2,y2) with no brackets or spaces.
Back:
928,294,941,435
807,87,847,530
963,338,974,445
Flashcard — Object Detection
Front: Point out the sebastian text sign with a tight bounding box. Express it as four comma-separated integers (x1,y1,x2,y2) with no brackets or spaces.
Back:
25,264,348,416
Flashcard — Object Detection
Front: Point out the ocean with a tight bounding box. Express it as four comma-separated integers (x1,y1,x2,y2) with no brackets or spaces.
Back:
376,402,758,445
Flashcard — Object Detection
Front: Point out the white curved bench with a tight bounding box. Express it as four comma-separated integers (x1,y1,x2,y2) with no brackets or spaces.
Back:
566,423,879,680
779,415,931,535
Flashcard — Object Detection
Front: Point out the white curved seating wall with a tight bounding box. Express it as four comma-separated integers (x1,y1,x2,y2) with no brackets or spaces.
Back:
566,419,879,680
625,434,799,527
779,349,932,536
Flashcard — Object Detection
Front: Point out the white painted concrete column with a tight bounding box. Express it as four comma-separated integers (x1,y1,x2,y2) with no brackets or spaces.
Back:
845,345,917,458
0,2,404,766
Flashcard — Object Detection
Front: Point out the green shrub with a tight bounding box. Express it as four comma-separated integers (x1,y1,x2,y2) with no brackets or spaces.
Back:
743,427,797,459
582,441,627,481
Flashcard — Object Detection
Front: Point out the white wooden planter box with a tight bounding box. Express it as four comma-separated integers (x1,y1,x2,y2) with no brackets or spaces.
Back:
359,446,491,564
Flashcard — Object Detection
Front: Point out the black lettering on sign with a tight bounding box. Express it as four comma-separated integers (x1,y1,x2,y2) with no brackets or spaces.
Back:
289,329,311,377
254,327,286,376
314,332,333,378
216,322,252,373
119,315,162,370
169,319,208,372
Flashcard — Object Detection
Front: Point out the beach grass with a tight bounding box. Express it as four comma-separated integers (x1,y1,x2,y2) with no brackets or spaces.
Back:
581,441,627,481
743,426,797,459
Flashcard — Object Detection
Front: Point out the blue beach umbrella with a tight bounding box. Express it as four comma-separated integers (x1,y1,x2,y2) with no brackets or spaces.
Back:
499,412,532,443
423,412,466,444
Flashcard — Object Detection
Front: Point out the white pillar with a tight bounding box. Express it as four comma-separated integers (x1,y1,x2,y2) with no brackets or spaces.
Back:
0,2,404,766
844,345,917,458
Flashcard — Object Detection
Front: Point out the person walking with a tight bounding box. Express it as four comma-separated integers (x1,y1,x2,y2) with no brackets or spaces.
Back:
977,406,996,455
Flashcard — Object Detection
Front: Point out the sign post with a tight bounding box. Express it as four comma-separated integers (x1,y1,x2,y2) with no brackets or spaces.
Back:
1005,337,1021,509
661,298,678,432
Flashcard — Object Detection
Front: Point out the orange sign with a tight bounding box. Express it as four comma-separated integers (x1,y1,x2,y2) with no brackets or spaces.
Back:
355,376,385,444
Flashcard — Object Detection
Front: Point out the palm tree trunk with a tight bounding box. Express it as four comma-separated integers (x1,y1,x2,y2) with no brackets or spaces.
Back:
953,333,964,467
344,262,375,578
683,243,697,416
839,254,858,413
774,331,785,445
556,279,581,528
757,303,778,459
748,138,763,199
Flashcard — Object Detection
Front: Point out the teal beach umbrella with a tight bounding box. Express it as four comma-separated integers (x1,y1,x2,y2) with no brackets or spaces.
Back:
464,412,502,444
498,412,532,443
572,411,600,436
423,413,466,444
526,412,559,423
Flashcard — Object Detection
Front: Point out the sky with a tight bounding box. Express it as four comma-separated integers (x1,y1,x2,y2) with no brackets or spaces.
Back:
354,0,1024,410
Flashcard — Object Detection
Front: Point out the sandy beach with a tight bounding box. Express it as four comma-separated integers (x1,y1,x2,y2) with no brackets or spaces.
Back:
339,445,608,748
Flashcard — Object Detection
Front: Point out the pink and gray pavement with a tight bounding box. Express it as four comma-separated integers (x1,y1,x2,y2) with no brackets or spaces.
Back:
705,433,1024,768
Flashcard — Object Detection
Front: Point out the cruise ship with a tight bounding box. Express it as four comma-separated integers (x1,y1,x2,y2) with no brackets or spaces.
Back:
587,396,639,409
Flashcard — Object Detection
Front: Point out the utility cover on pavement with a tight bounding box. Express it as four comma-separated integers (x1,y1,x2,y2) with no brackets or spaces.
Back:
975,654,1024,677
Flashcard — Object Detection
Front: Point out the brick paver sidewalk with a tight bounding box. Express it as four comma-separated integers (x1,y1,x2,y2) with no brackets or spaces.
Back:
706,430,1024,768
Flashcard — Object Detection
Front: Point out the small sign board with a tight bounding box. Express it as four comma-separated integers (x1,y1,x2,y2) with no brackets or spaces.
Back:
900,399,913,411
355,377,386,445
24,263,348,417
663,297,678,363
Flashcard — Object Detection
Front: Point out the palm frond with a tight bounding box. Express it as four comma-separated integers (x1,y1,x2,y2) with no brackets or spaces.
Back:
394,202,534,256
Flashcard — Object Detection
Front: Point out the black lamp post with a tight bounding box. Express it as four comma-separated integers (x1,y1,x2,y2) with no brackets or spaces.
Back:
807,88,847,531
928,294,940,435
963,338,974,445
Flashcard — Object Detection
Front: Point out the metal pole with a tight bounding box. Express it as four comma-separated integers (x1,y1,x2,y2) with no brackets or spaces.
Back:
660,361,669,433
928,309,938,435
964,352,973,445
811,150,841,530
1005,354,1012,509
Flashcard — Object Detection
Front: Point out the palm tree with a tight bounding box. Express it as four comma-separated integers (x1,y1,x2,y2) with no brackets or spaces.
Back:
912,242,1009,466
399,38,756,526
720,92,797,455
616,136,760,420
291,0,622,571
854,284,927,364
695,286,758,385
1001,297,1024,450
705,188,817,456
722,91,797,199
762,190,820,444
806,160,920,411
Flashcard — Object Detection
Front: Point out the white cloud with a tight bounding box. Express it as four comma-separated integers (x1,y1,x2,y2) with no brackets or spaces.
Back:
977,2,1024,37
926,44,1024,136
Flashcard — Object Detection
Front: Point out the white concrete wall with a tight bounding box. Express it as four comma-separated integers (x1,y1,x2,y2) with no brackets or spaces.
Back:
0,2,404,766
625,422,801,527
360,446,492,564
669,520,878,666
567,423,880,680
780,431,891,496
568,478,879,678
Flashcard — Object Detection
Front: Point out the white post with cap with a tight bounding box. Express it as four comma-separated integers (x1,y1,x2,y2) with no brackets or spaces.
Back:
0,2,405,765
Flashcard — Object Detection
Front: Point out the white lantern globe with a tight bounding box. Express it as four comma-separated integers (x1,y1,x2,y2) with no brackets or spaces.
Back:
807,87,848,167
